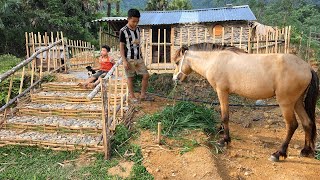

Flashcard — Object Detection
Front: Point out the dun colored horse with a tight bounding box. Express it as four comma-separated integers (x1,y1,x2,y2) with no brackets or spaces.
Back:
172,43,319,162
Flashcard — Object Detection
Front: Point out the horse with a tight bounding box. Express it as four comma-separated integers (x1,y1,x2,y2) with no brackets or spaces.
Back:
172,43,319,162
249,21,276,38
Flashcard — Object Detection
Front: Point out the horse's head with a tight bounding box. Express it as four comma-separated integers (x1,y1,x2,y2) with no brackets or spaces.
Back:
172,46,192,82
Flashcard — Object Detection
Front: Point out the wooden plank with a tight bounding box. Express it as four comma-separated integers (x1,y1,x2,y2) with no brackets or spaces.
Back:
187,28,190,46
149,29,152,72
30,32,36,85
61,32,67,72
248,28,252,53
170,27,174,64
222,27,225,45
266,32,269,53
205,28,207,43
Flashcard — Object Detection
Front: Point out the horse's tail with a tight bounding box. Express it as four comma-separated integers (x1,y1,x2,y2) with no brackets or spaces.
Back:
304,70,319,149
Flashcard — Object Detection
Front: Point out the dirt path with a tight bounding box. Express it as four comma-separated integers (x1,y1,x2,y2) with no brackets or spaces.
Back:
135,97,320,179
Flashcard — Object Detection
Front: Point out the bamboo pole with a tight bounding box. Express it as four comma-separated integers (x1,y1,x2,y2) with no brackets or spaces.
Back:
196,27,199,44
38,32,43,78
149,29,152,72
266,32,269,53
164,29,167,70
222,27,225,45
256,33,260,54
239,27,243,48
205,28,207,43
44,32,50,72
113,68,118,126
187,28,190,46
287,26,291,53
4,76,14,118
51,32,56,70
284,26,288,53
30,32,36,85
213,27,215,43
56,32,62,70
61,32,67,72
231,27,234,46
275,28,279,53
170,27,174,64
180,28,182,48
158,29,160,72
100,77,110,160
248,28,252,53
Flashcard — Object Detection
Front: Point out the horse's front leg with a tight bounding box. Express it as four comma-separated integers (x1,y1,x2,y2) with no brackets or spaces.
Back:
216,89,231,146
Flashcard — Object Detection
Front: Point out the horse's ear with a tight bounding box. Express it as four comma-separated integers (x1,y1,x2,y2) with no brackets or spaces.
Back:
181,46,189,54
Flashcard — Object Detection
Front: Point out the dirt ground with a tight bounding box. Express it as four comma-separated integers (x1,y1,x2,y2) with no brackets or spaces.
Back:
134,96,320,180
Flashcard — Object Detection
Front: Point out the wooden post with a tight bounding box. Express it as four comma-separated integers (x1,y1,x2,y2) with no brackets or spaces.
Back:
222,27,225,45
180,28,182,48
44,32,50,72
56,32,62,70
196,27,199,44
113,67,118,127
30,32,35,85
275,28,278,54
266,32,269,53
284,26,288,53
287,26,291,53
158,29,160,72
170,27,175,65
187,28,190,46
20,32,29,94
142,29,146,64
213,27,216,43
38,32,43,78
120,75,124,117
205,28,207,43
149,29,152,72
248,28,252,53
164,29,167,70
61,32,67,72
239,27,243,49
100,77,110,160
256,33,259,54
157,122,161,145
231,27,234,46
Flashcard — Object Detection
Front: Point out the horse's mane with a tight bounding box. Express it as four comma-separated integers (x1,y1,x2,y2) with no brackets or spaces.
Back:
187,43,247,53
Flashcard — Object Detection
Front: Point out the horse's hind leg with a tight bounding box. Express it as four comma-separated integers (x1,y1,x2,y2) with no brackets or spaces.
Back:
294,96,315,157
216,89,231,146
270,103,298,162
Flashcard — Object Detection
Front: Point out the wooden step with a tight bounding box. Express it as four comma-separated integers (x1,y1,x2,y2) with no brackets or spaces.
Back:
18,103,102,118
0,129,104,152
31,91,101,104
3,115,102,135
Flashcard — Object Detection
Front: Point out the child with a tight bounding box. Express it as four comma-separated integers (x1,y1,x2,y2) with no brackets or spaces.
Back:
79,45,114,88
119,9,154,102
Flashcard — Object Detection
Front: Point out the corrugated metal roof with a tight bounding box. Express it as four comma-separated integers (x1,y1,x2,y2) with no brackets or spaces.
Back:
92,5,256,25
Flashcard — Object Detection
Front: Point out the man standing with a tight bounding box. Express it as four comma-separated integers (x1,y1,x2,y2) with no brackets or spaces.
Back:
119,8,153,102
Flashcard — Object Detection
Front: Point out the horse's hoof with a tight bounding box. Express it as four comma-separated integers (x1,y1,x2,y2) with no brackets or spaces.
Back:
269,155,279,162
300,147,314,157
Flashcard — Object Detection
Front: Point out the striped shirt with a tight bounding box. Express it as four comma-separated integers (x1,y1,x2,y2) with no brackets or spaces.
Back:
119,25,142,60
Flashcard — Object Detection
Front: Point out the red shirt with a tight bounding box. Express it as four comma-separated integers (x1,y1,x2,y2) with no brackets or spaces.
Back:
99,56,114,71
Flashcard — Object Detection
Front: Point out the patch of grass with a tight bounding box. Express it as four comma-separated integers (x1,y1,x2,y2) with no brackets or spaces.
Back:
138,101,220,137
111,124,154,179
0,124,153,179
180,139,200,155
0,54,21,74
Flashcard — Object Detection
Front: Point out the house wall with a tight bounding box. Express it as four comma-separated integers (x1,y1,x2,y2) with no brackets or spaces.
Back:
139,21,250,65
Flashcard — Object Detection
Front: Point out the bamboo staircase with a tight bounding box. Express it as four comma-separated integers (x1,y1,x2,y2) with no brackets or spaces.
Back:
0,68,134,154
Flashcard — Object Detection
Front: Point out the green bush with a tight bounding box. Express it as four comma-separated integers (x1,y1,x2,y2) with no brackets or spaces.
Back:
0,54,21,74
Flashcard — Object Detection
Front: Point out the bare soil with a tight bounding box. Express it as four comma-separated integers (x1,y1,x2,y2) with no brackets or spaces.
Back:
134,96,320,180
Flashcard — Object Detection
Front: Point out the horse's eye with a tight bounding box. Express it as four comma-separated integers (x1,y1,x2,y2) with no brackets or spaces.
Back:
175,61,179,65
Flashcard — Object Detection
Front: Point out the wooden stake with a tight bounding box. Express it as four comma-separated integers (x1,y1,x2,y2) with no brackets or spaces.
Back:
30,32,35,85
248,28,252,53
205,28,207,43
4,76,14,119
157,122,161,145
100,77,110,160
38,32,43,78
222,27,225,45
275,28,278,53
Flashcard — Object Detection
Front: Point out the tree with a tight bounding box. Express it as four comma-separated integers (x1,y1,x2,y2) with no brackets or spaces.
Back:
168,0,192,10
145,0,168,11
